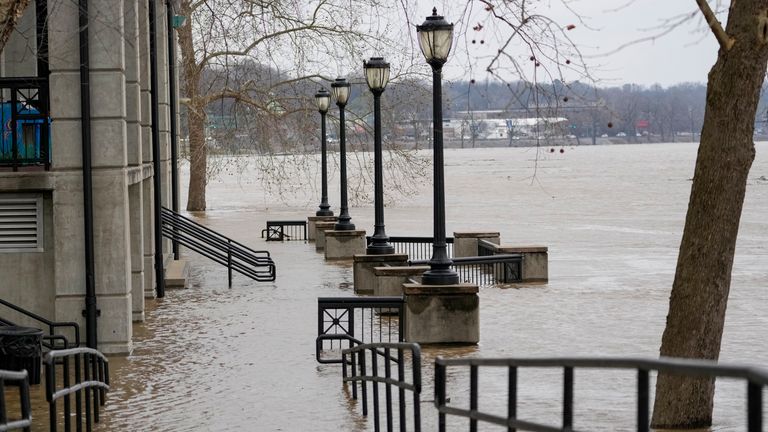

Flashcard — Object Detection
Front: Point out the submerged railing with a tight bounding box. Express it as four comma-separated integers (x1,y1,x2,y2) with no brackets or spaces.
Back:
0,369,31,431
409,254,522,286
0,298,79,350
45,347,110,432
434,356,768,432
262,220,307,241
161,207,276,285
343,342,422,432
368,236,454,261
316,297,405,364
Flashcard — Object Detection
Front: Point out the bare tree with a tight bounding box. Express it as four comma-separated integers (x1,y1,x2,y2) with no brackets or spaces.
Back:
651,0,768,427
0,0,29,52
177,0,428,211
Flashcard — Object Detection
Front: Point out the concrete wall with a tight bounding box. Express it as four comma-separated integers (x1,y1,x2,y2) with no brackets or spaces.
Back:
0,0,176,354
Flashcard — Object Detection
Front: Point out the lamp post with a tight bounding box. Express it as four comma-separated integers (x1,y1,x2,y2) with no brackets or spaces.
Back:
331,78,355,230
364,57,395,254
315,88,333,216
417,8,459,285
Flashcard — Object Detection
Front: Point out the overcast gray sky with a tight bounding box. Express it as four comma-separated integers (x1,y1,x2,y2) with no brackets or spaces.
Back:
409,0,719,87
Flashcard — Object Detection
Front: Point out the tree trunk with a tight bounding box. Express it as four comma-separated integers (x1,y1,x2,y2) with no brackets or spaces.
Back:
651,1,768,427
178,2,206,211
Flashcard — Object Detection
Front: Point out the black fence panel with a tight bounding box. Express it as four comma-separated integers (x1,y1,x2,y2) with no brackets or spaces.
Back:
317,297,405,364
262,220,308,241
0,369,31,432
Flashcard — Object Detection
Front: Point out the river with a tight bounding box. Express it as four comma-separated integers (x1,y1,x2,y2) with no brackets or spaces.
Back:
73,142,768,431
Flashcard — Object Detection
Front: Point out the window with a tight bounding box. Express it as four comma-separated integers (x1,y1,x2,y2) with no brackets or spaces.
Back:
0,194,43,252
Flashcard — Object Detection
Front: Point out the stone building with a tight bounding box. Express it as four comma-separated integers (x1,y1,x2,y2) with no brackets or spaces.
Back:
0,0,179,354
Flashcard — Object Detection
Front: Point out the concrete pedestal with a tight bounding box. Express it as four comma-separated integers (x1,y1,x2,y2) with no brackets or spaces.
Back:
373,265,428,296
454,231,500,257
353,254,408,294
403,283,479,344
325,230,366,260
315,221,337,251
497,245,549,282
165,259,189,289
307,215,338,242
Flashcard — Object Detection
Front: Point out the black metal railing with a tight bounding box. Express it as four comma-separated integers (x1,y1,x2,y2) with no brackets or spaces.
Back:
261,220,308,241
343,342,422,432
409,254,523,286
434,356,768,432
367,236,454,261
317,297,405,364
0,369,31,431
161,207,276,286
0,77,50,170
45,347,110,432
0,298,79,350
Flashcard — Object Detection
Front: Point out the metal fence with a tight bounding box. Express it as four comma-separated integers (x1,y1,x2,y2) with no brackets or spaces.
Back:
367,237,454,261
343,342,422,432
434,356,768,432
262,220,308,241
409,254,523,286
44,347,110,432
0,369,31,432
316,297,405,364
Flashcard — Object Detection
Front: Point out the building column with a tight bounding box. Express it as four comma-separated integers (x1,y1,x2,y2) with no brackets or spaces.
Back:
138,0,157,299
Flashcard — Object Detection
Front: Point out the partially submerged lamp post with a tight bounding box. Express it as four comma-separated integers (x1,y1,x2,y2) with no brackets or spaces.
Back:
331,78,355,230
417,8,459,285
363,57,395,254
315,88,334,216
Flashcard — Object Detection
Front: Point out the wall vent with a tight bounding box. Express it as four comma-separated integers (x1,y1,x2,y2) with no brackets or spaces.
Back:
0,195,43,252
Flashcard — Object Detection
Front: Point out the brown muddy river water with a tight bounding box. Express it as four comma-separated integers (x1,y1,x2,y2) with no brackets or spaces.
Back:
36,142,768,430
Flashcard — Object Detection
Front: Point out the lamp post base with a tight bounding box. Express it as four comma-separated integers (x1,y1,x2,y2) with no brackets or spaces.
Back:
421,268,460,285
366,241,395,255
316,208,334,217
334,219,356,230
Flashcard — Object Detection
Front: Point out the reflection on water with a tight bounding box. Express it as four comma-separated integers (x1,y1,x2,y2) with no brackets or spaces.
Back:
34,143,768,430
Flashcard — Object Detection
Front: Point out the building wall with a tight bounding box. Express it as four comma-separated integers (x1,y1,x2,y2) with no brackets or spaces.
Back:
0,0,176,354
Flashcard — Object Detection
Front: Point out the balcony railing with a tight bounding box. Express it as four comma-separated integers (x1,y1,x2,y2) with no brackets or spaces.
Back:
0,77,50,171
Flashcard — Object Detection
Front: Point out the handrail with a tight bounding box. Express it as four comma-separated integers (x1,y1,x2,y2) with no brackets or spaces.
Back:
160,207,276,285
0,298,78,349
342,342,422,431
45,347,110,432
0,369,31,432
434,355,768,432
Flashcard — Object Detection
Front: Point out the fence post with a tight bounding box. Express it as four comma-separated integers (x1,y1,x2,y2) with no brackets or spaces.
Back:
227,240,233,287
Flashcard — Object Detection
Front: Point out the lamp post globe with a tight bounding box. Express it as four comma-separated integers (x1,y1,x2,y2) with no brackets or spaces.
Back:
331,78,355,230
363,57,395,255
417,8,459,285
315,88,333,217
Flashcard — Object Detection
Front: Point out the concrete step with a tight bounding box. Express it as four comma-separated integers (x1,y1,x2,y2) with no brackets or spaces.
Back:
165,259,189,289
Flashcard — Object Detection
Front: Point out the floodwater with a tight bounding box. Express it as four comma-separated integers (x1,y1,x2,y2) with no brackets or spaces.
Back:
41,143,768,430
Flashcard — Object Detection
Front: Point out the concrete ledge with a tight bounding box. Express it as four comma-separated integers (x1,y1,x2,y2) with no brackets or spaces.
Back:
404,282,479,344
373,265,428,296
315,221,337,250
165,259,189,289
325,230,366,260
497,245,549,282
453,231,500,258
353,254,409,294
307,215,338,241
403,283,479,295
